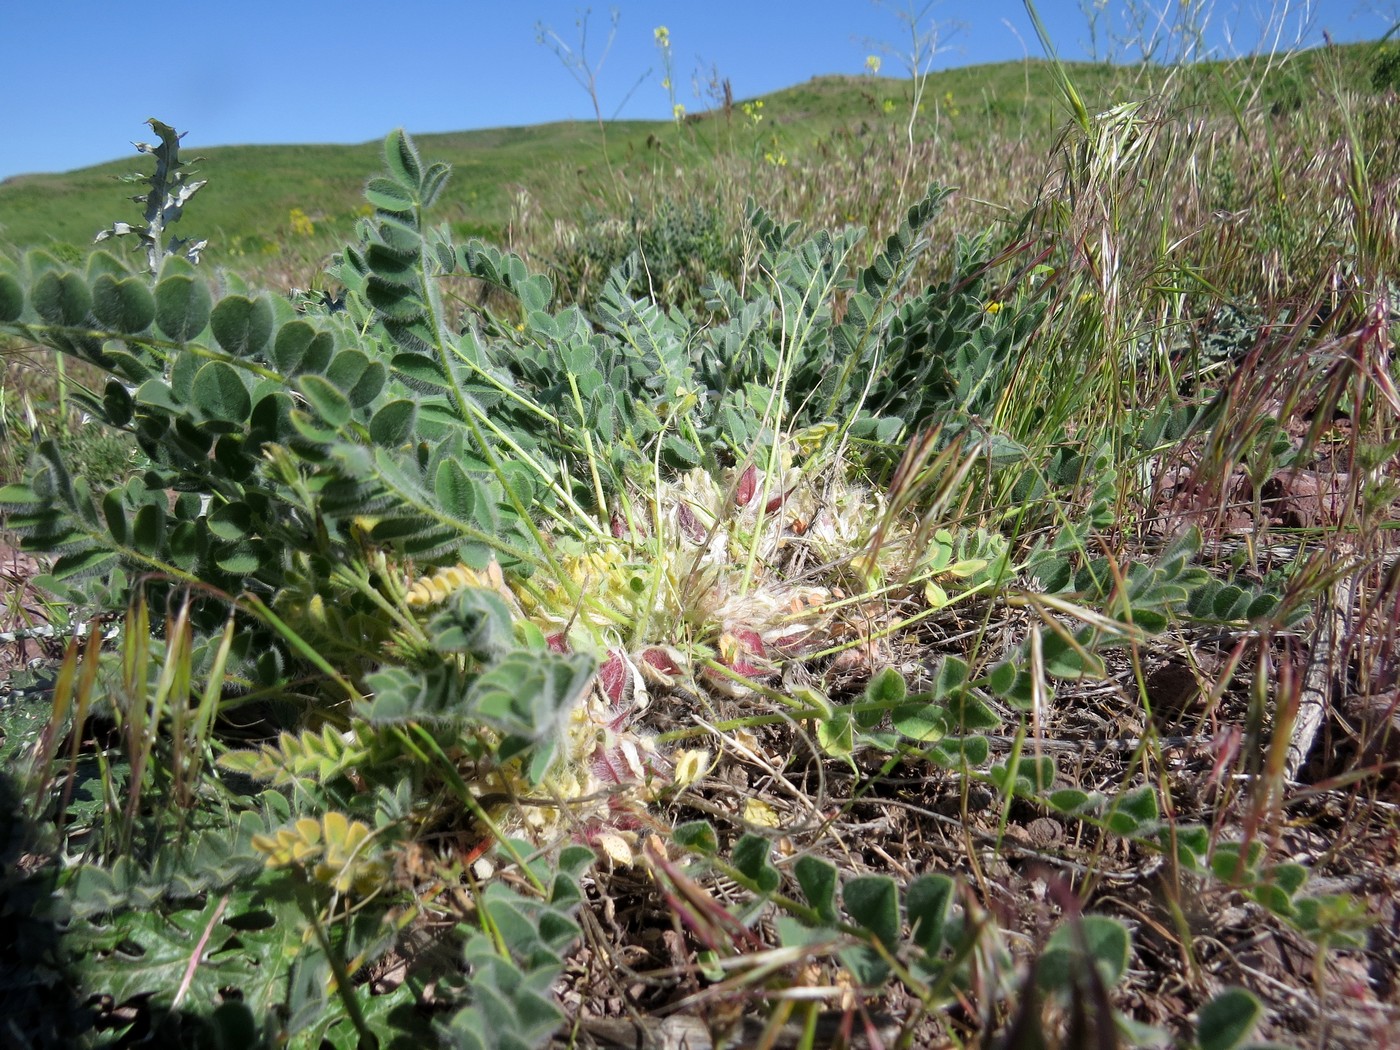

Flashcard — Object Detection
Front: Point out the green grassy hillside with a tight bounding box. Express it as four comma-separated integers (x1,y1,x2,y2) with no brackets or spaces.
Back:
0,43,1384,270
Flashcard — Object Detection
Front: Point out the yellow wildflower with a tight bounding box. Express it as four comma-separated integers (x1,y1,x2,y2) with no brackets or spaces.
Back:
289,207,315,238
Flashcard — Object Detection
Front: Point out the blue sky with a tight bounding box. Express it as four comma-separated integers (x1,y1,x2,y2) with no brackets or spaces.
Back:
0,1,1390,181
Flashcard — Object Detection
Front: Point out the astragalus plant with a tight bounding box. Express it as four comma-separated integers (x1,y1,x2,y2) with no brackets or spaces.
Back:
0,98,1390,1049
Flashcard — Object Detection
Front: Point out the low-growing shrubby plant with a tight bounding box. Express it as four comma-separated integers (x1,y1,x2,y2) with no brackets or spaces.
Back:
0,28,1395,1041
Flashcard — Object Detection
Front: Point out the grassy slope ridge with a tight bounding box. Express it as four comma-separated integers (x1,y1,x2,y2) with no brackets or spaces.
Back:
0,44,1381,262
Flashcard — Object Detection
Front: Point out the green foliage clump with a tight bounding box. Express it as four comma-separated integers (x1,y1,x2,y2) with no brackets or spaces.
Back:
0,115,1378,1049
548,197,739,312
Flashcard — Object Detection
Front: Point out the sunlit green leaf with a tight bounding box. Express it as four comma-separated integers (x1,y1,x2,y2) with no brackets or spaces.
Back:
91,274,155,333
210,294,273,356
192,360,252,422
154,273,211,340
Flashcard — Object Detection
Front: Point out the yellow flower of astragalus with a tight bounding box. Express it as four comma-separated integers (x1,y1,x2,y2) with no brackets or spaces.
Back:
252,811,389,895
253,817,324,867
405,559,518,610
672,749,712,789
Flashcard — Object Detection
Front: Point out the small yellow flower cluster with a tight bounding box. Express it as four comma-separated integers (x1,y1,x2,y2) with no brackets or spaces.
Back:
405,559,517,611
673,103,686,122
516,544,637,640
741,99,764,126
406,562,488,607
252,812,388,895
289,207,315,238
865,54,882,75
764,150,788,167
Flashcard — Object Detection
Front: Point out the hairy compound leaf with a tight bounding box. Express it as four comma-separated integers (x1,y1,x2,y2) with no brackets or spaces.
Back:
1247,592,1280,620
192,360,252,422
673,820,719,855
816,707,855,760
215,542,259,575
167,520,206,569
364,176,415,214
101,489,129,545
382,315,437,355
906,873,955,955
1159,825,1210,871
369,398,417,446
32,270,91,326
102,379,134,427
928,734,990,769
363,663,468,724
468,650,595,753
365,242,419,287
518,273,553,313
347,360,387,408
421,161,451,207
52,547,118,580
427,587,516,660
944,690,1000,731
210,294,273,356
325,347,370,393
1214,584,1249,620
132,501,166,556
371,214,424,258
930,655,969,697
992,754,1056,796
1048,788,1092,814
1037,915,1131,994
864,665,906,708
731,833,780,894
272,320,333,374
90,274,155,333
844,876,900,951
841,875,900,987
891,701,946,742
365,277,427,322
1116,785,1159,830
155,273,211,340
297,374,352,427
0,271,22,321
271,318,314,373
661,433,702,468
383,128,423,188
976,660,1016,697
391,351,449,391
1039,627,1107,679
794,856,839,923
434,458,482,520
1197,988,1263,1050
